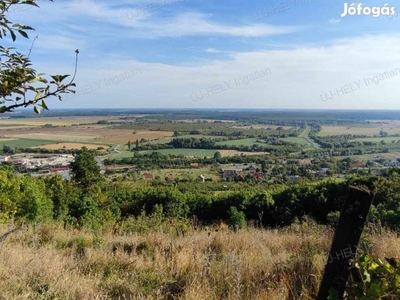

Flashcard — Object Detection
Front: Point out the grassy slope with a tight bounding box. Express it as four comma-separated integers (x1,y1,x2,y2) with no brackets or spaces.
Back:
0,222,397,299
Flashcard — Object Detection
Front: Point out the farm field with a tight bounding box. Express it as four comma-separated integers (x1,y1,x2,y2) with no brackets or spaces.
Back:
318,122,400,136
215,138,262,146
280,137,311,145
334,151,400,162
138,149,220,157
108,148,268,160
0,116,124,127
145,135,223,145
0,138,58,148
139,167,220,181
218,150,268,156
145,137,173,144
0,127,174,146
30,143,110,150
138,148,268,157
231,125,293,130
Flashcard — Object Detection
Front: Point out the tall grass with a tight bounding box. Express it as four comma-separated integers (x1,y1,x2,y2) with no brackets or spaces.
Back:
0,221,398,299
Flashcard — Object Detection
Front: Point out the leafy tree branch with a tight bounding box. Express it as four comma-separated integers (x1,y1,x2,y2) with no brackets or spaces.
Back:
0,0,78,114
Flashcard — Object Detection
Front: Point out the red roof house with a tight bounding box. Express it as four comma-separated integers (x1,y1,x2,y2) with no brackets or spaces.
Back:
144,173,153,180
166,174,175,181
253,172,266,180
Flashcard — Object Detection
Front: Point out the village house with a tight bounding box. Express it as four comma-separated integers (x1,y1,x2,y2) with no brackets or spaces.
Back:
236,174,245,181
0,156,10,162
166,174,175,181
234,164,249,170
350,161,365,168
197,175,205,182
253,172,266,180
370,169,382,175
389,160,400,167
247,165,258,172
222,169,237,179
143,173,153,180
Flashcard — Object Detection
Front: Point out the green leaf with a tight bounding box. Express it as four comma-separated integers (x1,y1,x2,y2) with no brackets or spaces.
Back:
33,106,41,114
9,29,16,42
34,92,41,101
41,100,48,110
17,30,28,39
58,74,70,82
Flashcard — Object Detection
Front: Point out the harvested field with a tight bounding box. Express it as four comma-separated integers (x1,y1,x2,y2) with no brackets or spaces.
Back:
30,143,110,150
0,139,56,148
231,125,293,130
0,127,173,145
319,123,400,136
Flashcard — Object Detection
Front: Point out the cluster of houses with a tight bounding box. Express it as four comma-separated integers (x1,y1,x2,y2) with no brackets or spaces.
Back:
221,164,266,181
0,154,73,169
143,172,207,182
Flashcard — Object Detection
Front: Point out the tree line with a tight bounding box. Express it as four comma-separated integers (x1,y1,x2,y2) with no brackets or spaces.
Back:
3,147,400,231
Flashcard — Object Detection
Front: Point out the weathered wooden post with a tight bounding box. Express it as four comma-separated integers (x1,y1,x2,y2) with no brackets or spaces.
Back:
316,186,374,300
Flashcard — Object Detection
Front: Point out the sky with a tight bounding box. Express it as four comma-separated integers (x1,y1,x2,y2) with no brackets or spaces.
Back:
4,0,400,109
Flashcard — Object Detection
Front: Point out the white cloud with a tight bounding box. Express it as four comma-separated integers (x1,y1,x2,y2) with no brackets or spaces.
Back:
135,12,301,38
10,1,301,39
35,33,400,110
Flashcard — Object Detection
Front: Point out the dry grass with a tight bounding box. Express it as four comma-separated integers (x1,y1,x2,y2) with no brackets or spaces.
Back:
318,122,400,136
30,143,110,150
0,127,173,145
0,222,398,300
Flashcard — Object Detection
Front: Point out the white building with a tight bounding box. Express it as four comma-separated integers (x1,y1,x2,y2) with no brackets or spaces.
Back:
0,156,10,162
197,175,205,182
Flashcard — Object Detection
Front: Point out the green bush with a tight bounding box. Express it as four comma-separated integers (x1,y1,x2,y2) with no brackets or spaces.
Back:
340,254,400,300
228,206,247,230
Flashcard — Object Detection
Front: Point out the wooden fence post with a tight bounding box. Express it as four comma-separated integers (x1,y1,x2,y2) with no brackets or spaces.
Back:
316,186,374,300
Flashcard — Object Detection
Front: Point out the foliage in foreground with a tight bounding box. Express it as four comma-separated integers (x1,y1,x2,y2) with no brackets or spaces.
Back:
4,159,400,232
0,0,78,114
